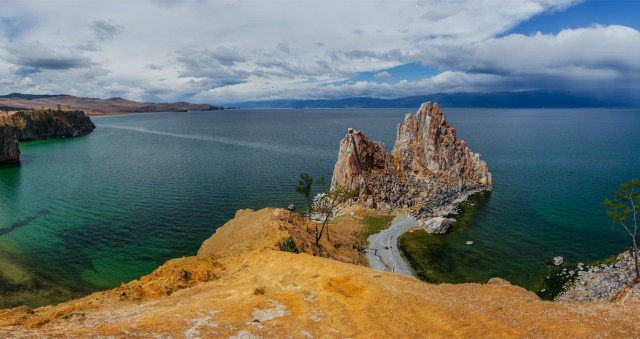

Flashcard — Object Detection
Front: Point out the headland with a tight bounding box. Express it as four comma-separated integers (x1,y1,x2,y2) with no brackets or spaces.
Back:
0,109,95,164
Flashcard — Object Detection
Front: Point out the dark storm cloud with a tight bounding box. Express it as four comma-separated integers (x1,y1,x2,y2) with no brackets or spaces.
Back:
5,43,92,70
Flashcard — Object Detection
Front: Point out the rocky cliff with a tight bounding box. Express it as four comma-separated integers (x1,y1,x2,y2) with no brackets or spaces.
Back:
9,109,95,141
331,102,492,218
0,109,95,164
0,125,20,165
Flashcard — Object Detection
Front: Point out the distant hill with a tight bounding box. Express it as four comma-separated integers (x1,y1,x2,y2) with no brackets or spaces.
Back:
0,93,65,100
228,90,637,108
0,94,223,115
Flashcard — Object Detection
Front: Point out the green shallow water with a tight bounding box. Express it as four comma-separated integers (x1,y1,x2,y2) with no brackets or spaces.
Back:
0,108,639,308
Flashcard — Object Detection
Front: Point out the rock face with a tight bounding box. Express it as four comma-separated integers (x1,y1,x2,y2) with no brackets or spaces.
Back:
330,128,392,193
331,102,492,219
0,126,20,165
0,110,95,164
10,110,95,141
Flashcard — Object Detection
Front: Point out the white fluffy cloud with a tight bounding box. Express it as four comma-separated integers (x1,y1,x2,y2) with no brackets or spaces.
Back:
1,0,638,104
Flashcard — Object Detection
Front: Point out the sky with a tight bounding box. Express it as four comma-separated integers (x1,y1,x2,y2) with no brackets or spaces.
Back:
0,0,639,104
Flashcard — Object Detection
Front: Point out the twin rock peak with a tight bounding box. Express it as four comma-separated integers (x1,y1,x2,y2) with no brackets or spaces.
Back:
331,102,492,220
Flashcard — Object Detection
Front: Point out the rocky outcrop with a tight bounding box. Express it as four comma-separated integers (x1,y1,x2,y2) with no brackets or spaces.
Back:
557,250,640,303
0,126,20,165
0,110,95,164
331,102,492,220
330,128,392,193
10,110,95,141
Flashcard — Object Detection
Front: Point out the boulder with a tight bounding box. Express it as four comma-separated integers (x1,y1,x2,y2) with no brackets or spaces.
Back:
424,217,454,234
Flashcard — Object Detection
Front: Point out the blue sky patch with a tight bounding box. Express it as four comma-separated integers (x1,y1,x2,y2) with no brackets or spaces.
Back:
504,0,640,36
0,16,35,42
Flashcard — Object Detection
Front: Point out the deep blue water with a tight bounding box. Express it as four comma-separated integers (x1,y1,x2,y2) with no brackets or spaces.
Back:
0,108,638,307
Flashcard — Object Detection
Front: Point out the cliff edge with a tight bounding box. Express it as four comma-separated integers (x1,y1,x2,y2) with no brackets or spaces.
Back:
2,208,639,338
0,126,20,165
9,109,95,141
0,109,95,164
331,102,492,218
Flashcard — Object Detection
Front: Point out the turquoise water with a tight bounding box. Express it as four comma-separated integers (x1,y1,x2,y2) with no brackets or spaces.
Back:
0,108,639,307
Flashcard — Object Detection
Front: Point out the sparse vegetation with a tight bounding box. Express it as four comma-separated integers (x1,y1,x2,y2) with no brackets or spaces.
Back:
280,236,299,253
358,214,394,246
295,173,315,230
604,179,640,283
62,313,85,319
313,182,360,247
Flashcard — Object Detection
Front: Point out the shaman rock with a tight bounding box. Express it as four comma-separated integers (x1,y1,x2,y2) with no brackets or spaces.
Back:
330,102,492,220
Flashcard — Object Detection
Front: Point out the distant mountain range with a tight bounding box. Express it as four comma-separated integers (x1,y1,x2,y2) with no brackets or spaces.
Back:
0,93,222,115
228,90,639,108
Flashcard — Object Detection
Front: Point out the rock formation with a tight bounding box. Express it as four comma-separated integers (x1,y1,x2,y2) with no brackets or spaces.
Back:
10,110,95,141
0,110,95,164
0,125,20,165
558,250,640,303
331,102,492,219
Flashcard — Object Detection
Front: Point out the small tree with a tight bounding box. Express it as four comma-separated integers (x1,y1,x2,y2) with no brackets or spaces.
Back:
295,172,314,230
314,182,360,247
604,179,640,283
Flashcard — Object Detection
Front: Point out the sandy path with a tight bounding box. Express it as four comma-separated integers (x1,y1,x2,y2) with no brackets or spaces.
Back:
365,215,420,276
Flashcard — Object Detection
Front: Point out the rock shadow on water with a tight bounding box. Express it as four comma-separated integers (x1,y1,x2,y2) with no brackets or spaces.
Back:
0,209,50,237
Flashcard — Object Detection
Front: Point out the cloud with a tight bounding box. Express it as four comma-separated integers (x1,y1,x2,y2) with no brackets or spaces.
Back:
91,20,122,41
374,71,392,79
3,0,638,104
146,64,163,70
277,42,290,54
5,42,92,70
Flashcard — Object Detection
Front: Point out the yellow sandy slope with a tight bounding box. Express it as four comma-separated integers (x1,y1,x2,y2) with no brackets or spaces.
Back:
1,208,639,338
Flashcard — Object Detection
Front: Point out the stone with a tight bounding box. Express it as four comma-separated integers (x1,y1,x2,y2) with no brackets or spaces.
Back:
0,125,20,164
424,217,453,234
330,102,492,221
553,256,563,266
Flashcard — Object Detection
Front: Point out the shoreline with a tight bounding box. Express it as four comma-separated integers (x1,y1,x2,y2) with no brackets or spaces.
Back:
365,187,490,278
87,110,218,117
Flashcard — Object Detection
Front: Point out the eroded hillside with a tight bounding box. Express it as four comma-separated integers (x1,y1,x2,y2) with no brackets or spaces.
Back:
1,208,639,338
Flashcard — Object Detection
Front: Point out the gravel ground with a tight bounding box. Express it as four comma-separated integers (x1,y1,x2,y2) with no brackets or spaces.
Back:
365,215,420,276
